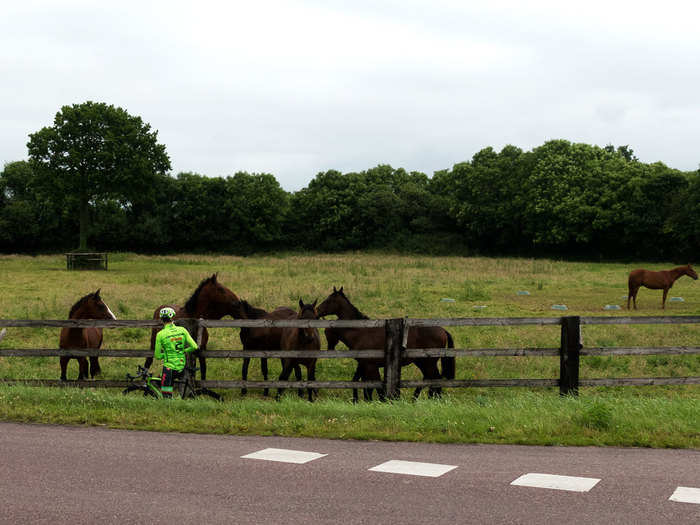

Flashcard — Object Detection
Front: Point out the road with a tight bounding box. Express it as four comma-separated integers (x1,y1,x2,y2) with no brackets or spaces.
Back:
1,422,698,524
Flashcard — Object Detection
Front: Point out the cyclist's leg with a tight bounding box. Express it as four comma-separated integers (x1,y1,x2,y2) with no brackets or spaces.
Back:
174,368,189,398
161,367,174,399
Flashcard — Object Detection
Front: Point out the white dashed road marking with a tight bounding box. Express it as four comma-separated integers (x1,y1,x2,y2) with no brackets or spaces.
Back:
368,460,458,478
669,487,700,505
511,473,601,492
241,448,327,464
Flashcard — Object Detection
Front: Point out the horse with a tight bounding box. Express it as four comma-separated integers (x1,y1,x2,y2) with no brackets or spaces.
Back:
59,289,116,381
316,286,455,402
627,264,698,309
145,273,240,380
277,299,320,401
230,299,302,396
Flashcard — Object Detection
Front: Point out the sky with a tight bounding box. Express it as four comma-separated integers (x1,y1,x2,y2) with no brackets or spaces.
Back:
2,0,699,191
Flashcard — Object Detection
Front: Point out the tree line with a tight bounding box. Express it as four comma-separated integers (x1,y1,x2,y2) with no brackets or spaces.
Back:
1,102,699,259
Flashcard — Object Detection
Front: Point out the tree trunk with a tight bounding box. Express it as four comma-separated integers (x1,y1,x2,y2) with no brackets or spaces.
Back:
79,175,88,251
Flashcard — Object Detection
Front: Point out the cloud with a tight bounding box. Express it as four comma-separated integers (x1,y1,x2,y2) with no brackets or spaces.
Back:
2,0,700,190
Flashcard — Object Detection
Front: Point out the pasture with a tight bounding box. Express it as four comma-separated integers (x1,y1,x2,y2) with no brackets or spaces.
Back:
0,253,699,447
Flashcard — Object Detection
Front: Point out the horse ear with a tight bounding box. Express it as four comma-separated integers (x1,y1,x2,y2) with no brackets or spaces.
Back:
211,273,218,282
94,289,101,299
339,286,343,293
333,286,337,293
299,298,304,308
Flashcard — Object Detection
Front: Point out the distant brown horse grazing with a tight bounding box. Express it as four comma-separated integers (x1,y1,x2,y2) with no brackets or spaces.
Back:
627,264,698,309
59,290,116,381
231,299,301,396
277,299,320,401
145,274,240,379
316,287,455,402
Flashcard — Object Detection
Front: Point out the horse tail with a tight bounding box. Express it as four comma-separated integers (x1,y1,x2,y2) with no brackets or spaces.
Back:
441,330,456,380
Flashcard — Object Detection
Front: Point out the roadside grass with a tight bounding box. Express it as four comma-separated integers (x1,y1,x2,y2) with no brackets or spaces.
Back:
1,253,699,446
0,384,697,448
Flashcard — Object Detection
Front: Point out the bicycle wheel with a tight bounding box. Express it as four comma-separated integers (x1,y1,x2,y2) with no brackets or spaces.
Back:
123,384,144,396
144,386,160,399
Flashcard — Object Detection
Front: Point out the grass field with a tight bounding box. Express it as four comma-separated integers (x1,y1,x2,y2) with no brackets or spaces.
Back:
1,253,698,447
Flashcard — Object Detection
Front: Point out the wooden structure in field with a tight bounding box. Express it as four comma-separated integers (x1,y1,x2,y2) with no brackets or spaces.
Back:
65,252,108,271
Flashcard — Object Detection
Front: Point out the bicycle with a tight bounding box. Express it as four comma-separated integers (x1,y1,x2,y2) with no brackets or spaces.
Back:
123,360,221,401
177,358,222,401
123,365,162,398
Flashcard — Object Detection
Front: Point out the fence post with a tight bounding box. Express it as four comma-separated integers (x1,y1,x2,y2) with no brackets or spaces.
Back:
559,316,581,396
384,318,403,400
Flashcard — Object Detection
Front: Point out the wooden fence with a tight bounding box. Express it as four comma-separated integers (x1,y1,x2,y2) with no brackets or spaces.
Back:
1,316,699,397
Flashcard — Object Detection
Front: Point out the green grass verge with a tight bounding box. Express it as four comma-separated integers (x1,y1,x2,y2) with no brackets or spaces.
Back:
1,385,697,448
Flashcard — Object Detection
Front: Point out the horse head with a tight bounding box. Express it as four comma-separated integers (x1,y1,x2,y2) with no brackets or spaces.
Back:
316,286,345,318
185,274,240,319
69,290,117,320
297,298,318,344
686,264,698,280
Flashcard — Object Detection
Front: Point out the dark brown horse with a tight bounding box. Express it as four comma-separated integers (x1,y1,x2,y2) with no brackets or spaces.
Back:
231,299,301,396
277,299,320,401
59,290,116,381
145,274,240,379
316,287,455,402
627,264,698,309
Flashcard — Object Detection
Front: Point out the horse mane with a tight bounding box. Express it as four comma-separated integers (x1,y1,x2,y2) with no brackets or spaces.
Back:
69,292,96,318
240,300,269,319
337,290,369,320
184,274,217,314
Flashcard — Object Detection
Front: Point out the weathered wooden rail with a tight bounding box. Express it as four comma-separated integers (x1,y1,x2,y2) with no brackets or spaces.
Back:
1,316,699,397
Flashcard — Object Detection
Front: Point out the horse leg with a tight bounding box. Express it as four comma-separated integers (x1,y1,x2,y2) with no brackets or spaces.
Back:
308,362,316,402
662,288,668,309
363,364,384,402
60,356,69,381
276,361,294,401
261,358,269,397
77,357,88,380
351,362,361,403
89,356,101,378
294,363,303,398
198,352,207,381
241,357,250,396
629,286,639,310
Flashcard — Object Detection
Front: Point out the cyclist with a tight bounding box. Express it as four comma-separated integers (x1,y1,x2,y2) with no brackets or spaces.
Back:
154,307,198,398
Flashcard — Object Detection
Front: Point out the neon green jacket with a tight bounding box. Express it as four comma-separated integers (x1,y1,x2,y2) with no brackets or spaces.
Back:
154,323,198,372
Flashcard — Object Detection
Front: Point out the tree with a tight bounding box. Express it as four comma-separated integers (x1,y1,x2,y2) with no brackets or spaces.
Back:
27,101,171,250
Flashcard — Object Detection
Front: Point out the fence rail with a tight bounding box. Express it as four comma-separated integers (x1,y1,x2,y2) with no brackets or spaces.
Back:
1,316,699,397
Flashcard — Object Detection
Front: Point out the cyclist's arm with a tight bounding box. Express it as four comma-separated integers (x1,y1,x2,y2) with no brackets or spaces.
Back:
154,331,164,360
182,328,198,353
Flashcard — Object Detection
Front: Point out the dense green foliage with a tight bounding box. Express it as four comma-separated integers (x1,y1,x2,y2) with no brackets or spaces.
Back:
25,101,171,250
3,117,699,258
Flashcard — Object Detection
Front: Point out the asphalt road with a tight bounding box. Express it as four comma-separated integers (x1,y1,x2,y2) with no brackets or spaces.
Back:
1,422,698,524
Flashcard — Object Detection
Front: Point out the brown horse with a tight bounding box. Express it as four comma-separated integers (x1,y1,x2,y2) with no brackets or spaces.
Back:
316,287,455,402
230,299,301,396
145,274,240,379
277,299,320,401
59,290,116,381
627,264,698,309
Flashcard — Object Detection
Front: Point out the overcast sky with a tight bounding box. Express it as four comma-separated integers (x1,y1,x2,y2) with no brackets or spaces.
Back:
2,0,699,190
